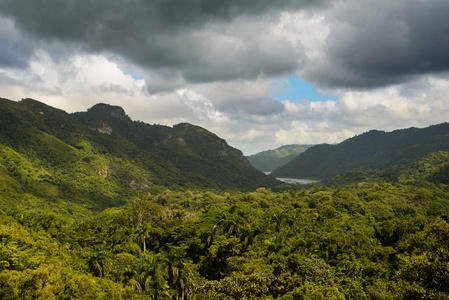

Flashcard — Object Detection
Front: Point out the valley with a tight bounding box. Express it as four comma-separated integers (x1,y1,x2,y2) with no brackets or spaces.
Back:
0,98,448,299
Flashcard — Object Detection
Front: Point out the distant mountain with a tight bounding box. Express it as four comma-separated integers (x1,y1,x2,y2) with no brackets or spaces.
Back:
0,98,279,210
246,144,314,172
271,124,449,180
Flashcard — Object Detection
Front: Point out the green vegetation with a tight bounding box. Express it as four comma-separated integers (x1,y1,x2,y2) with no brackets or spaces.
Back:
2,97,449,298
271,124,449,180
0,98,280,202
328,151,449,187
247,144,314,172
72,102,280,190
1,174,449,298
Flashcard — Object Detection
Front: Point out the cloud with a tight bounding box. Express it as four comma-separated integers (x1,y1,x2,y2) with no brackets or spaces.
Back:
2,0,448,91
1,0,449,156
0,0,324,88
304,0,449,88
193,79,285,115
4,0,448,92
180,21,302,83
0,0,329,37
0,17,33,68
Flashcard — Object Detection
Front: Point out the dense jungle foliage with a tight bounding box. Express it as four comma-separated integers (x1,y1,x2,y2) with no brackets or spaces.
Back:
1,169,449,299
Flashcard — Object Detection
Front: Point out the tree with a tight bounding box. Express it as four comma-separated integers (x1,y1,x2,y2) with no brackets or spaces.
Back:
137,253,169,299
164,245,193,300
86,248,112,278
135,222,152,253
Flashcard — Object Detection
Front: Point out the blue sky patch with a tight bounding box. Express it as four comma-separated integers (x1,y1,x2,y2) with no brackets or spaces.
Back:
124,71,144,80
271,75,338,102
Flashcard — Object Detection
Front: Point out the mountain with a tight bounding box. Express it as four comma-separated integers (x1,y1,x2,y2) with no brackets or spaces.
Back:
328,151,449,187
72,103,280,189
246,144,314,172
271,124,449,180
0,97,279,210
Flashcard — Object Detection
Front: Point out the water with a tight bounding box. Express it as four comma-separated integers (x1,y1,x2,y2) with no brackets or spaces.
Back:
264,172,319,185
275,177,319,184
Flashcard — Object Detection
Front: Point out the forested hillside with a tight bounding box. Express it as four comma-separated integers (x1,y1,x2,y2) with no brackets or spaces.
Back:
0,98,279,212
1,161,449,299
246,144,313,172
1,97,449,299
328,151,449,187
271,124,449,180
72,102,280,190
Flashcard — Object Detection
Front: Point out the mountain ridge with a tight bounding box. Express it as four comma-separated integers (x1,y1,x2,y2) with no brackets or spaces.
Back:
0,97,280,211
72,103,277,190
271,123,449,180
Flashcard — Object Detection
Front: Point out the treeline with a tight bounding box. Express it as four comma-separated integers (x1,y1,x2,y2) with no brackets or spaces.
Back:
1,181,448,299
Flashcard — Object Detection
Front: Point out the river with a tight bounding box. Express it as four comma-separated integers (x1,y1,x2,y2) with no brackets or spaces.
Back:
264,172,320,185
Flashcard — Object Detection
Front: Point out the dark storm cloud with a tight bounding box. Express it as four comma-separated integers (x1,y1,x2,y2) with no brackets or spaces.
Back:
0,37,31,68
0,0,326,37
307,0,449,88
2,0,447,91
0,18,32,68
0,0,325,85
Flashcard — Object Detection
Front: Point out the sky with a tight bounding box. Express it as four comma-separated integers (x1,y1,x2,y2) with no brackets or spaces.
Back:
1,0,449,155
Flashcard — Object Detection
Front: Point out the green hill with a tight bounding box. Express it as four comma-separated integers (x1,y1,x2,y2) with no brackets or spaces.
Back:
246,144,314,172
328,151,449,187
271,124,449,180
0,97,279,211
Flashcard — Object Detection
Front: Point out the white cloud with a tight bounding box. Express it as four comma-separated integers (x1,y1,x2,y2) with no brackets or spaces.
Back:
2,2,449,157
3,47,449,156
224,75,449,154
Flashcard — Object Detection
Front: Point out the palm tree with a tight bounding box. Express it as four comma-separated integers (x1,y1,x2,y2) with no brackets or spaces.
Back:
218,212,243,237
200,225,217,250
87,247,113,277
163,245,194,300
121,266,142,293
138,253,169,299
266,233,287,254
135,222,152,253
